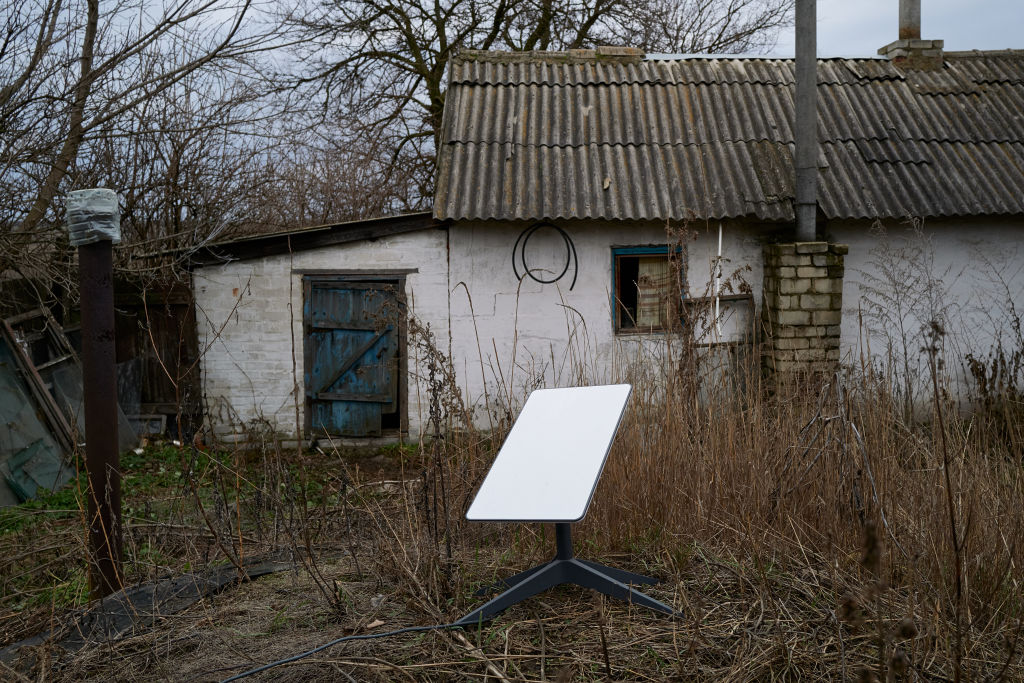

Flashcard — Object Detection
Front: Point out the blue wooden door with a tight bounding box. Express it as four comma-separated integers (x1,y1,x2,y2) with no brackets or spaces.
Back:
304,280,399,436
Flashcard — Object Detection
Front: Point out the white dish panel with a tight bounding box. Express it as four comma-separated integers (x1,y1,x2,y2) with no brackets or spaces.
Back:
465,384,632,522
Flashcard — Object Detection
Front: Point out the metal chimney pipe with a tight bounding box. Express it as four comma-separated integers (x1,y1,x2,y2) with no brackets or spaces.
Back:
899,0,921,40
794,0,817,241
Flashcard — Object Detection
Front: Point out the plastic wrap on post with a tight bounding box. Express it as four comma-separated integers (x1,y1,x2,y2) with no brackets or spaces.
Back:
66,189,121,246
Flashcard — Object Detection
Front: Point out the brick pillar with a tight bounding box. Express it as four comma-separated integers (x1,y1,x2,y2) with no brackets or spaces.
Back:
761,242,848,375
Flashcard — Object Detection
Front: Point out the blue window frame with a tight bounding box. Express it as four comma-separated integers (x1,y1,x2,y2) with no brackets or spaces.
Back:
612,246,684,333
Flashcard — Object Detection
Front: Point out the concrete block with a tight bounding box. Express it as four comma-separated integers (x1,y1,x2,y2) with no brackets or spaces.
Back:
793,348,828,362
772,360,801,373
797,266,828,278
812,278,841,294
795,242,828,254
777,310,811,325
812,309,842,325
800,294,833,310
780,278,812,294
774,337,809,350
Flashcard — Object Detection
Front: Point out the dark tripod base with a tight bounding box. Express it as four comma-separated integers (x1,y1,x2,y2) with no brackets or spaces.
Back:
456,523,679,627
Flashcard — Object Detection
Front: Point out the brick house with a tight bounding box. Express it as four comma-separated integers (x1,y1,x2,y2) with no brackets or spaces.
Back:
191,42,1024,439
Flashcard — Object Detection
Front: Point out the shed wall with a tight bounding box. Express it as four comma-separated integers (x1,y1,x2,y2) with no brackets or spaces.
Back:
193,229,450,440
446,220,765,424
193,216,1023,440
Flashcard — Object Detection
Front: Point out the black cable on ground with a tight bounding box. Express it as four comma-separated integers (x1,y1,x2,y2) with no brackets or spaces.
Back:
219,622,463,682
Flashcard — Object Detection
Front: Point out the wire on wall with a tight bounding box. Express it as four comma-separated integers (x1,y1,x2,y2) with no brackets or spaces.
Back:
512,221,578,290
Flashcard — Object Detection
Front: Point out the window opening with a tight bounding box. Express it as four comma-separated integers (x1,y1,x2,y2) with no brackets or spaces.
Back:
613,246,683,333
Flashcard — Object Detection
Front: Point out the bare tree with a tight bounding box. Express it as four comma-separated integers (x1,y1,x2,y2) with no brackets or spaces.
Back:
286,0,794,207
249,126,417,230
0,0,286,308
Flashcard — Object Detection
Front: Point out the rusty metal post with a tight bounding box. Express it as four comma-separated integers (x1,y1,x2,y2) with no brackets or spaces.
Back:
67,188,122,599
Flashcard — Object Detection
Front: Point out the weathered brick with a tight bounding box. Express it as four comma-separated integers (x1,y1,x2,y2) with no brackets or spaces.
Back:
812,278,841,294
778,266,796,278
812,309,842,325
796,242,828,254
779,278,812,294
829,243,849,255
828,266,845,278
774,337,809,350
797,266,828,278
800,293,833,310
825,325,842,336
812,254,828,266
793,348,828,362
777,310,811,325
831,294,844,309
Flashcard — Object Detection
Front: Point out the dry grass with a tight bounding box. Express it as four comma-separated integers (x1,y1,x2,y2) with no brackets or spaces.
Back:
2,304,1023,681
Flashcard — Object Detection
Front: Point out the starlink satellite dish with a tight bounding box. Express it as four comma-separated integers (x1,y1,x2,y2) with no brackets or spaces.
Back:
459,384,679,626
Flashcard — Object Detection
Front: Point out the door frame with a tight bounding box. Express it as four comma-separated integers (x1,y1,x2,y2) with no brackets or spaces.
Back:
299,270,411,438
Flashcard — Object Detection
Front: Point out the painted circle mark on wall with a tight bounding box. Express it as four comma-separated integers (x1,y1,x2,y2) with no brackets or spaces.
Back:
512,222,578,290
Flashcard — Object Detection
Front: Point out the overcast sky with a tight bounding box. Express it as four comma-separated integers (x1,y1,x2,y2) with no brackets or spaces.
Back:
769,0,1024,58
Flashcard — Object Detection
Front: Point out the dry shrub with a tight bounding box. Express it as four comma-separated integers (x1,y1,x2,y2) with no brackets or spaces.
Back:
5,275,1024,680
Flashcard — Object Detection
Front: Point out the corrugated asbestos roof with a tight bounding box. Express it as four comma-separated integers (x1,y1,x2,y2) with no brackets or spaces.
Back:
434,50,1024,222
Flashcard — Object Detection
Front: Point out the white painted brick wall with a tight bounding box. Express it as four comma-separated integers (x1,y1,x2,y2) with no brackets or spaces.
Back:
447,220,764,424
196,216,1022,438
194,228,450,438
195,221,763,437
834,217,1024,399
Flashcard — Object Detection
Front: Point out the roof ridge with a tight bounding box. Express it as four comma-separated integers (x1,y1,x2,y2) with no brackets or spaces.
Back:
945,49,1024,58
454,49,1024,66
455,47,644,64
